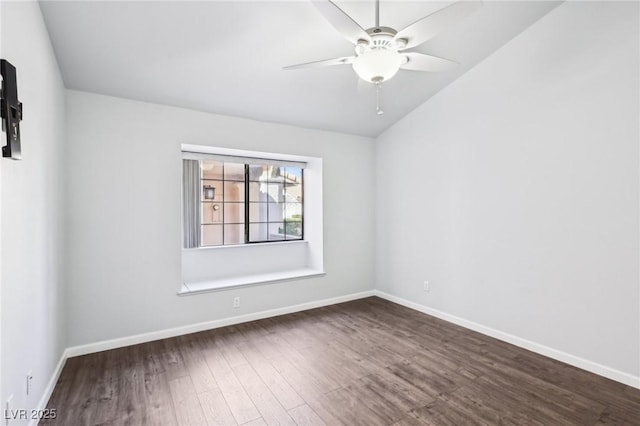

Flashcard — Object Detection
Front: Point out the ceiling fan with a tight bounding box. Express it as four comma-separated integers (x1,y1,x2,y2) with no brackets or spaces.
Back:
285,0,483,114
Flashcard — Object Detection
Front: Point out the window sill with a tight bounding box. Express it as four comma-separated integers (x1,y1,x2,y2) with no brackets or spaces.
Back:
182,239,308,252
178,268,325,296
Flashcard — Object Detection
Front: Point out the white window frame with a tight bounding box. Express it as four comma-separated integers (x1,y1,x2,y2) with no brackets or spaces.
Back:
180,144,324,295
182,151,306,247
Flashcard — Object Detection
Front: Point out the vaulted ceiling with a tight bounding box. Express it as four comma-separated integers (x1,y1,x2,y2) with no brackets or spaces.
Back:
39,1,560,137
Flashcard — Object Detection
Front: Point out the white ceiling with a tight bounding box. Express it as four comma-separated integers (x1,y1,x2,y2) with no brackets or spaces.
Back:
39,1,560,137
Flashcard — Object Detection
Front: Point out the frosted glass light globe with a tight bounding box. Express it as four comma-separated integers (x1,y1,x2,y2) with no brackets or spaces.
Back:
352,49,403,83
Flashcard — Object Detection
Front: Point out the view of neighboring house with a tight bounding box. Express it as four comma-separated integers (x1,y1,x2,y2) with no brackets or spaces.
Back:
200,162,303,245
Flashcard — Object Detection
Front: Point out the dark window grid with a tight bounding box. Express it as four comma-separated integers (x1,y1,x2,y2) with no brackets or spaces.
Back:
201,180,224,197
266,173,270,230
248,218,302,222
261,170,271,242
222,163,225,244
247,197,269,243
283,218,303,240
201,201,244,204
248,176,265,183
199,163,262,247
199,163,302,245
244,164,249,243
201,179,246,231
248,164,280,182
248,221,302,224
245,199,292,203
247,203,303,224
249,199,273,243
247,221,303,241
222,162,227,245
200,224,245,247
224,163,246,182
248,171,301,200
247,201,301,208
299,169,304,240
248,204,302,242
269,222,284,242
283,194,302,204
201,162,242,246
267,169,303,240
281,170,304,229
201,203,245,225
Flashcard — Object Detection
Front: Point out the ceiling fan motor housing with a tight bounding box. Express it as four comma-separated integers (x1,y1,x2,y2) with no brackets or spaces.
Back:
353,27,408,83
356,27,399,51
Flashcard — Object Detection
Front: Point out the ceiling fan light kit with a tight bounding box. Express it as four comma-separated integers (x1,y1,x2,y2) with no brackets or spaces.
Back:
352,27,407,83
353,48,403,83
285,0,483,113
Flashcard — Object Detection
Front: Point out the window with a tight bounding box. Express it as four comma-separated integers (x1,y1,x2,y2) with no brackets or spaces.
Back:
183,152,305,248
180,145,323,293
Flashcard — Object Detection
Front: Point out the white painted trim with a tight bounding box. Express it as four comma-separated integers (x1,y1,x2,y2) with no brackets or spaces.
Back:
180,268,325,295
374,290,640,389
37,290,373,413
180,143,312,164
29,350,69,426
182,239,308,253
37,287,638,419
66,290,375,358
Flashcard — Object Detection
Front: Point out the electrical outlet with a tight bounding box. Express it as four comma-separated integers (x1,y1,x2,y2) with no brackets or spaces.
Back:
423,281,430,292
26,371,33,396
233,297,240,308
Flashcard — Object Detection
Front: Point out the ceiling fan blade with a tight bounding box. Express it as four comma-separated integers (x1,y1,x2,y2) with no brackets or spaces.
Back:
401,52,458,72
283,56,355,70
311,0,370,44
395,0,483,50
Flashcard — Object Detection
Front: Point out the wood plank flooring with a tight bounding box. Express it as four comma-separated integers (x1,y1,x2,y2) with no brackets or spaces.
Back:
42,297,640,425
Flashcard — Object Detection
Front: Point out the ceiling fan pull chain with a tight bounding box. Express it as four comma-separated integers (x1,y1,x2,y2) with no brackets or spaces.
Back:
376,80,384,115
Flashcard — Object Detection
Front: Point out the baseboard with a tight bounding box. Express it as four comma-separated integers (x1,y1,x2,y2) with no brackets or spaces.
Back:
28,349,69,426
39,286,638,419
65,290,375,358
374,290,640,389
35,290,373,418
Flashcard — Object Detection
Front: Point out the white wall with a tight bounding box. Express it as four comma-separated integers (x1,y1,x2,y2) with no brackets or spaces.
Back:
0,0,4,413
182,242,310,284
376,1,639,380
64,90,375,347
1,0,66,420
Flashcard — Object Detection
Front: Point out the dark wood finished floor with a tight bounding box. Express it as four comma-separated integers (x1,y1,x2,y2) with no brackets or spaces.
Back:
42,297,640,425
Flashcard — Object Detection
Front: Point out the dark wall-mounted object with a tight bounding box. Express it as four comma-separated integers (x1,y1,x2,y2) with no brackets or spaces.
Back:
203,185,216,200
1,59,23,160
